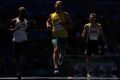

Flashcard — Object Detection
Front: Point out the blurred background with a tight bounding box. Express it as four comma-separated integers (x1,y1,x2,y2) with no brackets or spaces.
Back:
0,0,120,78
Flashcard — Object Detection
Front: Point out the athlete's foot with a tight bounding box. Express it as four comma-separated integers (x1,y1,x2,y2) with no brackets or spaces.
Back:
17,72,21,80
53,68,59,75
87,72,91,78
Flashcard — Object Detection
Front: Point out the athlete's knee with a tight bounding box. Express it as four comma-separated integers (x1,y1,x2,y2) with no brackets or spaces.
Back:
54,46,58,50
54,45,59,51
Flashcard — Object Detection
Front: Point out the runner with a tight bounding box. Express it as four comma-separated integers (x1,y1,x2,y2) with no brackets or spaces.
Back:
46,0,73,75
81,13,107,77
10,7,28,79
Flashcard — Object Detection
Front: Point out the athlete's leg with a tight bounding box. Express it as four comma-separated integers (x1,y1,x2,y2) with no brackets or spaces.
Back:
86,55,92,77
13,42,22,79
53,45,59,69
86,40,93,77
52,38,60,74
58,38,67,65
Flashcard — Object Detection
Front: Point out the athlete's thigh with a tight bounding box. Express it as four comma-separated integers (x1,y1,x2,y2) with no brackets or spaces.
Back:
57,38,68,53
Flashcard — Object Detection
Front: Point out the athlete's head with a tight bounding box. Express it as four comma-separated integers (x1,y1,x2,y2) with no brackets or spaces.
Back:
19,7,26,18
55,1,63,13
89,13,96,22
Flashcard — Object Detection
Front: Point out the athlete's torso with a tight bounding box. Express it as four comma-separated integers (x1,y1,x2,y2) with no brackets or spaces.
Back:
51,12,68,38
86,23,100,40
13,17,28,42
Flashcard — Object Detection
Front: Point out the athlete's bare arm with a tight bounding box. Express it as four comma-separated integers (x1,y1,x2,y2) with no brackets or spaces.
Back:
81,24,89,37
99,24,107,46
9,19,17,31
64,12,73,29
46,14,52,31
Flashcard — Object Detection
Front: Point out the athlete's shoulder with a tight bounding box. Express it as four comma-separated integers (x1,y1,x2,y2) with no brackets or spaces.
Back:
12,17,18,21
96,23,102,30
63,11,70,16
83,23,90,30
64,11,68,14
50,12,57,18
84,23,90,27
11,17,18,23
51,12,56,15
96,23,102,27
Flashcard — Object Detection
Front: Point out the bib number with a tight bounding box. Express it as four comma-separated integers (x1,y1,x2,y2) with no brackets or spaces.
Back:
54,21,63,31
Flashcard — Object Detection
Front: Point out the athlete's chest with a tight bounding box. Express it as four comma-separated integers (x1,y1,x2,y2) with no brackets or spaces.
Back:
89,27,99,33
88,24,99,33
16,20,27,28
51,13,64,22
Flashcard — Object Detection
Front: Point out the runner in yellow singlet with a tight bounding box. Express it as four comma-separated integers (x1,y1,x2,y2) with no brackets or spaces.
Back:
46,0,73,75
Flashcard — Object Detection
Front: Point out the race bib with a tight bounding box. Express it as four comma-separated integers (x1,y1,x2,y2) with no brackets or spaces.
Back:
88,27,99,40
89,34,99,40
54,21,63,31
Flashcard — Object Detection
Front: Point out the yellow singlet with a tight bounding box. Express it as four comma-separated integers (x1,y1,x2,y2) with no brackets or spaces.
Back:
51,12,68,38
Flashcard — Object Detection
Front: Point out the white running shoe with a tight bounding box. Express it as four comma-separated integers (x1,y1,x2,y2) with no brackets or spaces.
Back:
87,72,91,78
53,68,59,75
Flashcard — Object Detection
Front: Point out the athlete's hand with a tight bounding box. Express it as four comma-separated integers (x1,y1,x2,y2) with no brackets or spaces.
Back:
47,25,52,31
104,45,107,49
81,33,86,39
